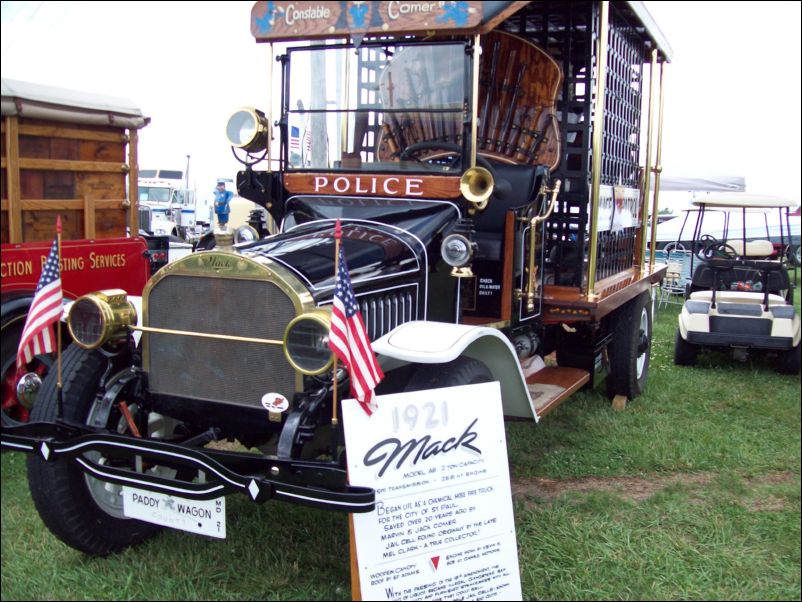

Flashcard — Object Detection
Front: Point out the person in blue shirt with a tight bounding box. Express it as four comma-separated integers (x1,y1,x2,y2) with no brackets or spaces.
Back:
214,181,233,228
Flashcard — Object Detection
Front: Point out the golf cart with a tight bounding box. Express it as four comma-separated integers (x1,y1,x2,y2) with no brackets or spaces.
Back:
674,194,800,373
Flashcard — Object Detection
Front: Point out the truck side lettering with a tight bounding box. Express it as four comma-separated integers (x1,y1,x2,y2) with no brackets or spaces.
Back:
89,253,127,269
1,260,34,278
40,255,86,273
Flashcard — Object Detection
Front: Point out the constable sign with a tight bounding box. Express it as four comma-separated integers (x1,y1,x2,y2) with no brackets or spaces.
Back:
343,381,522,601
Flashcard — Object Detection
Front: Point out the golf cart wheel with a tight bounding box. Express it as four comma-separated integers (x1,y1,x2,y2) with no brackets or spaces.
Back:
606,291,652,399
673,329,699,366
776,342,800,375
787,244,801,267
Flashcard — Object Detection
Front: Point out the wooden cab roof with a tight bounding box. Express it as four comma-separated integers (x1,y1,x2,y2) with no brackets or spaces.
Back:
250,1,672,61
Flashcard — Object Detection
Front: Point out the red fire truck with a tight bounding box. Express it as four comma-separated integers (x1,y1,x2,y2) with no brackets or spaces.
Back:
1,78,164,423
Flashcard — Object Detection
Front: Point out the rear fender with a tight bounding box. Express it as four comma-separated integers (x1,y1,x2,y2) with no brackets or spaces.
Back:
373,321,538,421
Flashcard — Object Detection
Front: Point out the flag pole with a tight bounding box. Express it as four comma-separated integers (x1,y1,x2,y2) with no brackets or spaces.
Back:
331,219,342,427
56,216,64,420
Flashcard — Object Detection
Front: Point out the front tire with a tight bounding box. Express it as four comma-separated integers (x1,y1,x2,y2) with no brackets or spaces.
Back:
405,357,492,392
26,344,161,556
606,291,652,399
673,329,699,366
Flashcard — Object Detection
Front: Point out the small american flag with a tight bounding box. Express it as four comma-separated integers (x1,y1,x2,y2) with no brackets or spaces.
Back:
17,233,63,371
329,233,384,416
290,125,301,151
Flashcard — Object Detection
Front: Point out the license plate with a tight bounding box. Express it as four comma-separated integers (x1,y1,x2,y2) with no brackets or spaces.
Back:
122,486,226,539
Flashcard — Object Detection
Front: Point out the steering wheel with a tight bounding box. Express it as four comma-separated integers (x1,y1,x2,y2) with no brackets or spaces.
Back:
399,141,463,168
697,234,737,260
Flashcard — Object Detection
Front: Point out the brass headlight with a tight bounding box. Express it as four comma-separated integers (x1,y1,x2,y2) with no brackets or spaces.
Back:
226,107,269,153
283,310,334,375
67,290,136,350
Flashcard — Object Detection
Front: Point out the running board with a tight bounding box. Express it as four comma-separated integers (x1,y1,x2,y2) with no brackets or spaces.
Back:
526,367,590,418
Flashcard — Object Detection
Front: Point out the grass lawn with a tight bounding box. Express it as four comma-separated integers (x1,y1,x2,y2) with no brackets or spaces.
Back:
2,284,800,600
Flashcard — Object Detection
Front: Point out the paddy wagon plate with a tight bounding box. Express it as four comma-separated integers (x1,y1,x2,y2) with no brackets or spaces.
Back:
122,486,226,539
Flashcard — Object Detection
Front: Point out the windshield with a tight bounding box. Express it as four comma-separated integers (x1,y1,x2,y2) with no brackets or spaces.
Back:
139,186,171,203
285,41,469,173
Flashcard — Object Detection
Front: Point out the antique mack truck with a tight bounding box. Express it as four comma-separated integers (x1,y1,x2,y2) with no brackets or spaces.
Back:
2,1,670,556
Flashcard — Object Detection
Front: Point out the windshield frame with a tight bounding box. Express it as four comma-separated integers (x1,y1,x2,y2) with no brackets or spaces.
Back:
279,38,474,175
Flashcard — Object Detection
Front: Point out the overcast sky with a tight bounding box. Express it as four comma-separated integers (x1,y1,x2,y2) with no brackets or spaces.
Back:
1,1,800,207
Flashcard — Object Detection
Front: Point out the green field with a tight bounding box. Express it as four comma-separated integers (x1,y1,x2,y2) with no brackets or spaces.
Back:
2,289,800,600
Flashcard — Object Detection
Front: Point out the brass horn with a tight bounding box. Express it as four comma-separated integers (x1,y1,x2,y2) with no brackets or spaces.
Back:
460,166,494,211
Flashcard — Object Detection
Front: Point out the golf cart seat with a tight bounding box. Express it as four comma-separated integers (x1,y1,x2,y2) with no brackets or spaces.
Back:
689,258,791,298
724,239,773,257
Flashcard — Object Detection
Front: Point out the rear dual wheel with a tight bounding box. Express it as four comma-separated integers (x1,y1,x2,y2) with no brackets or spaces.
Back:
606,291,652,399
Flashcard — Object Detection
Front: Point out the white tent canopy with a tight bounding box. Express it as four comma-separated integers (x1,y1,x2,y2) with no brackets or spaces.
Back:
651,174,746,192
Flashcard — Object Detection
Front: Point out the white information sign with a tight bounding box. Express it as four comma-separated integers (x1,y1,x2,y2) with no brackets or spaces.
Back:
122,486,226,539
343,381,522,601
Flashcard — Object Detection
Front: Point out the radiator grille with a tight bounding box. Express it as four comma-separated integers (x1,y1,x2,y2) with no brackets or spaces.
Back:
145,275,297,407
139,206,152,233
357,288,416,341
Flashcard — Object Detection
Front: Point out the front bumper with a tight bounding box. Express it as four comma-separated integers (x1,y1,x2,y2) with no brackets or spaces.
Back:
1,420,374,513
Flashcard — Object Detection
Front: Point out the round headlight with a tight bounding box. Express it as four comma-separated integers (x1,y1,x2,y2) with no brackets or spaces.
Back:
234,224,259,244
283,311,334,375
67,290,136,350
441,233,474,267
226,107,269,152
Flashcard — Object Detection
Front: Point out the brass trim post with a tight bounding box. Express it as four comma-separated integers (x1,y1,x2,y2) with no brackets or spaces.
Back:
648,61,666,270
640,48,658,270
470,34,481,168
586,0,610,300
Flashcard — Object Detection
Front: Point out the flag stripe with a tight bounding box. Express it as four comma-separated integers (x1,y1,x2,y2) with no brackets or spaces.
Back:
17,238,63,371
328,240,384,416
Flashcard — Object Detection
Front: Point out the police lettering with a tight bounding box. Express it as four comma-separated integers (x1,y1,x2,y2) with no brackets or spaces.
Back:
313,175,424,197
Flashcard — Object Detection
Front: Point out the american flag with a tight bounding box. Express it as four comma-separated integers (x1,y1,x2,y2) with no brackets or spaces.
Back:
329,242,384,416
290,125,301,151
17,235,63,371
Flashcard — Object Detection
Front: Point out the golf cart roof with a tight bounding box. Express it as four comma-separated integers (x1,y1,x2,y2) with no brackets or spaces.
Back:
250,1,672,61
692,193,797,210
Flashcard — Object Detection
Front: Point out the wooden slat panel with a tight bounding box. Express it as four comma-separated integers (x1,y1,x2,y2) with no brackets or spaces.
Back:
84,196,95,238
526,367,589,418
128,129,138,234
18,199,84,210
18,123,123,143
76,172,125,200
79,139,125,163
18,157,128,173
500,210,515,321
22,210,83,241
16,199,125,211
5,116,23,242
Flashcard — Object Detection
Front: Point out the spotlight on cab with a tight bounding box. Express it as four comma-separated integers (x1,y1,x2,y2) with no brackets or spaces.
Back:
226,107,270,153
